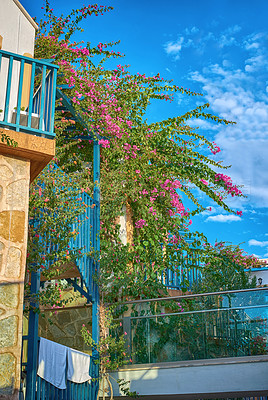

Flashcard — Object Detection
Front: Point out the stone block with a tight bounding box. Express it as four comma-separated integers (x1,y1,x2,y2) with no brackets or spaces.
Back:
64,323,76,337
77,307,91,319
5,247,21,278
0,353,16,396
56,310,72,326
6,180,27,208
0,284,19,309
0,165,13,181
0,316,17,347
48,322,64,339
0,186,3,202
6,158,27,177
0,211,25,243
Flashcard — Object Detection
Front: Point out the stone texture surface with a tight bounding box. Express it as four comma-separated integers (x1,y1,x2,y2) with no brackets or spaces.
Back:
0,155,30,398
0,353,16,396
0,284,19,309
0,211,25,243
39,306,92,354
0,316,17,347
0,165,13,180
5,247,21,278
6,180,27,208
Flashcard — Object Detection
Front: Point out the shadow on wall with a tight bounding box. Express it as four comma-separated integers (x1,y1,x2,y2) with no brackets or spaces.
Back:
0,375,16,398
38,306,92,354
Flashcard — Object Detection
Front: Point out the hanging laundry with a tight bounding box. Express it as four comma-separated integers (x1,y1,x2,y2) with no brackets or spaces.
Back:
67,348,91,384
37,337,67,389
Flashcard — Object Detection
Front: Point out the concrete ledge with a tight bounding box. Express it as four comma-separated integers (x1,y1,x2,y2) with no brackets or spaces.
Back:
0,129,55,182
110,356,268,399
118,354,268,371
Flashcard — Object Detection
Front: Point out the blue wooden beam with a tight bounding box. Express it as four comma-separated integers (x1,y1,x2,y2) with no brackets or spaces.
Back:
26,270,40,400
66,278,92,302
92,140,100,380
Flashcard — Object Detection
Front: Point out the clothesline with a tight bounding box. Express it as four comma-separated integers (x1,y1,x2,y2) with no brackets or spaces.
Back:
37,337,91,389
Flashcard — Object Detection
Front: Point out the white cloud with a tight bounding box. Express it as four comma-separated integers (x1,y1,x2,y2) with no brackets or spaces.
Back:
164,37,184,60
165,26,268,209
245,55,268,72
189,60,268,208
206,214,241,222
201,206,218,216
248,239,268,247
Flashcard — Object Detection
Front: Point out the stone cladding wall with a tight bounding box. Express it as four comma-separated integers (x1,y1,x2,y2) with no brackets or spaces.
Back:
0,154,30,399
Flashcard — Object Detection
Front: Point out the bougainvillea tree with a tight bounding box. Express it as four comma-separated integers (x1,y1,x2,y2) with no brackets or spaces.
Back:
25,3,260,393
27,1,254,303
193,241,259,293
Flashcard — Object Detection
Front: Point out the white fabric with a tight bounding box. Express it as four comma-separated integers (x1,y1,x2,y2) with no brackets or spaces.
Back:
67,348,91,384
37,338,67,389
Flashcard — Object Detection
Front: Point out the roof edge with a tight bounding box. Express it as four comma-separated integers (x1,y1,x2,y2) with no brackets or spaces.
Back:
13,0,39,31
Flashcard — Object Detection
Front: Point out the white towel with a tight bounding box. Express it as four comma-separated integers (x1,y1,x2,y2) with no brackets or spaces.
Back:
37,338,67,389
67,348,91,384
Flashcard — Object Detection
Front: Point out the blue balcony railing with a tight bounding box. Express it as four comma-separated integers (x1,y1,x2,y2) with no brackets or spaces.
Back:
0,49,58,138
160,248,202,290
116,288,268,364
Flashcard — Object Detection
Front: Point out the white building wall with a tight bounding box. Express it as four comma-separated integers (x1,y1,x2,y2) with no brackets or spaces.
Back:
0,0,37,120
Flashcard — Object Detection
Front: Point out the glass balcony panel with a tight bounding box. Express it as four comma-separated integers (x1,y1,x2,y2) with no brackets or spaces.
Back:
123,289,268,364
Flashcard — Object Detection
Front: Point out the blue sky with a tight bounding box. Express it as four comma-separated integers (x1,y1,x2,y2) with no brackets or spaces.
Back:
21,0,268,258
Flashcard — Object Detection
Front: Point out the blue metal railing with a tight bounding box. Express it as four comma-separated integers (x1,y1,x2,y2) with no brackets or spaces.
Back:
161,250,202,290
69,191,96,298
0,49,58,138
21,337,99,400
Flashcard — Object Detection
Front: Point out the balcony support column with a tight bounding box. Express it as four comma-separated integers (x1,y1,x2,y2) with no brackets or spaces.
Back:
0,132,54,399
0,154,30,399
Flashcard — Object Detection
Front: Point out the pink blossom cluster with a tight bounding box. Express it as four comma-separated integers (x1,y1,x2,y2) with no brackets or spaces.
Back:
210,141,221,155
123,142,140,159
214,173,243,196
135,219,147,228
99,139,110,148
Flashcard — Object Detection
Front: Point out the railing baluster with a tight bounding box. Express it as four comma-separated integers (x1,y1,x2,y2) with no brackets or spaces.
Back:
28,61,36,128
39,65,46,131
15,59,25,130
44,69,51,132
50,67,57,133
3,55,13,122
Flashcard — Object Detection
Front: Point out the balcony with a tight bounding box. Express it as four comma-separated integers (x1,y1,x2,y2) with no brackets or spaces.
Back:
111,288,268,398
0,49,58,139
0,50,59,181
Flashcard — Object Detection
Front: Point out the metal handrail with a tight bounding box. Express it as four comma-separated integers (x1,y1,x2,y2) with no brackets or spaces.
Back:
115,286,268,305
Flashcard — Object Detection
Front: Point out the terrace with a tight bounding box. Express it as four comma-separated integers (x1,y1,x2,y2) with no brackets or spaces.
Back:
110,287,268,399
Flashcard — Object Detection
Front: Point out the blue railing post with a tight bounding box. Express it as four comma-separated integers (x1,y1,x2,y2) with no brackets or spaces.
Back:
92,139,100,398
25,269,40,400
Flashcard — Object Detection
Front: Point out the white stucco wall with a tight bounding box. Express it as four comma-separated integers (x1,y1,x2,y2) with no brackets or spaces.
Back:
0,0,37,120
110,356,268,398
250,269,268,286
